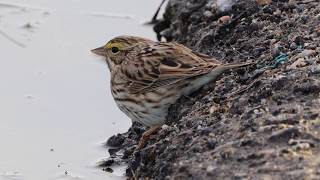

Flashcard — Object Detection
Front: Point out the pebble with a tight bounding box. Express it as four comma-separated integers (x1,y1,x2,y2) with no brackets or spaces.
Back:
218,15,231,23
272,43,285,56
290,49,316,61
287,57,307,70
256,0,272,5
106,133,125,147
203,11,213,18
290,42,297,50
206,165,215,172
207,140,217,149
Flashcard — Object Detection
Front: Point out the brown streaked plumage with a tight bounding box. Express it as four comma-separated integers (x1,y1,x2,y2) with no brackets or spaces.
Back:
91,35,253,148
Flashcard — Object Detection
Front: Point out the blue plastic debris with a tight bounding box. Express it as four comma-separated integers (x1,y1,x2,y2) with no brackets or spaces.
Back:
271,53,289,68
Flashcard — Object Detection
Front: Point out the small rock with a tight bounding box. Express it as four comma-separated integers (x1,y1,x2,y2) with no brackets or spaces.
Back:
256,0,272,5
106,134,125,147
300,15,309,24
270,39,277,44
209,104,219,114
207,140,217,149
218,15,231,23
273,9,281,15
263,4,276,14
161,124,170,130
98,159,114,167
108,148,119,156
200,127,213,135
293,35,304,46
287,58,307,70
103,167,114,173
203,11,213,18
206,165,215,172
290,42,298,50
272,43,285,56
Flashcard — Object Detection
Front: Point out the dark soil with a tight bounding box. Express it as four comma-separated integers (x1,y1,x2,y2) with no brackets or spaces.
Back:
102,0,320,179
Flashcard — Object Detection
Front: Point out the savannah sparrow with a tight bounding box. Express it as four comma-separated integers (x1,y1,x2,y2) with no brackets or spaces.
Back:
92,36,253,148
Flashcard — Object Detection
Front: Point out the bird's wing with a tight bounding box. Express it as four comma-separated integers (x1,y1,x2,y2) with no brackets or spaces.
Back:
121,42,220,94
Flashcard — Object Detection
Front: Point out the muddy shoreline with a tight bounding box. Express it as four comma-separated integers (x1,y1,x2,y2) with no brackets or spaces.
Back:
103,0,320,179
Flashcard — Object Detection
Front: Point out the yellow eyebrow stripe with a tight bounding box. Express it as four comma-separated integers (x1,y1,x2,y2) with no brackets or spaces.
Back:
105,43,112,49
105,42,124,50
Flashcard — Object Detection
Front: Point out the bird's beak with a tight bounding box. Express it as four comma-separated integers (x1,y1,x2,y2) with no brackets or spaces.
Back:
91,46,106,56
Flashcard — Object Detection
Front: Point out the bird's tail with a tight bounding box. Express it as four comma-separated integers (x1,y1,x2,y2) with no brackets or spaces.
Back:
208,61,255,81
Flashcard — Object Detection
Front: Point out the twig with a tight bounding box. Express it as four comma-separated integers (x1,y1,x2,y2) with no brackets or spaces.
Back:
146,0,167,25
0,29,25,48
227,78,260,98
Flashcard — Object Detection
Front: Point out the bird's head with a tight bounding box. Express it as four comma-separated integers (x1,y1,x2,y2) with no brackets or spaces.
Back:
91,35,153,70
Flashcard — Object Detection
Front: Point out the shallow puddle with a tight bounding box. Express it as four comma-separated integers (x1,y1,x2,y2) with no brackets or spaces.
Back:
0,0,164,179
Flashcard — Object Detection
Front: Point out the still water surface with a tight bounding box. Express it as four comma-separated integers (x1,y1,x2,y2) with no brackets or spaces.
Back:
0,0,163,179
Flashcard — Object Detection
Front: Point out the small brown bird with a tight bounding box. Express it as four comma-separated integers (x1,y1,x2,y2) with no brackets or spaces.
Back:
92,35,252,149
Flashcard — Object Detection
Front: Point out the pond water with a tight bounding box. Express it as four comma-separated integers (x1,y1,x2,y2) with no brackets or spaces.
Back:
0,0,164,179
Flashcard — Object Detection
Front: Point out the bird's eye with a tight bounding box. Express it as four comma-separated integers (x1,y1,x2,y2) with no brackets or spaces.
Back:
111,47,119,54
